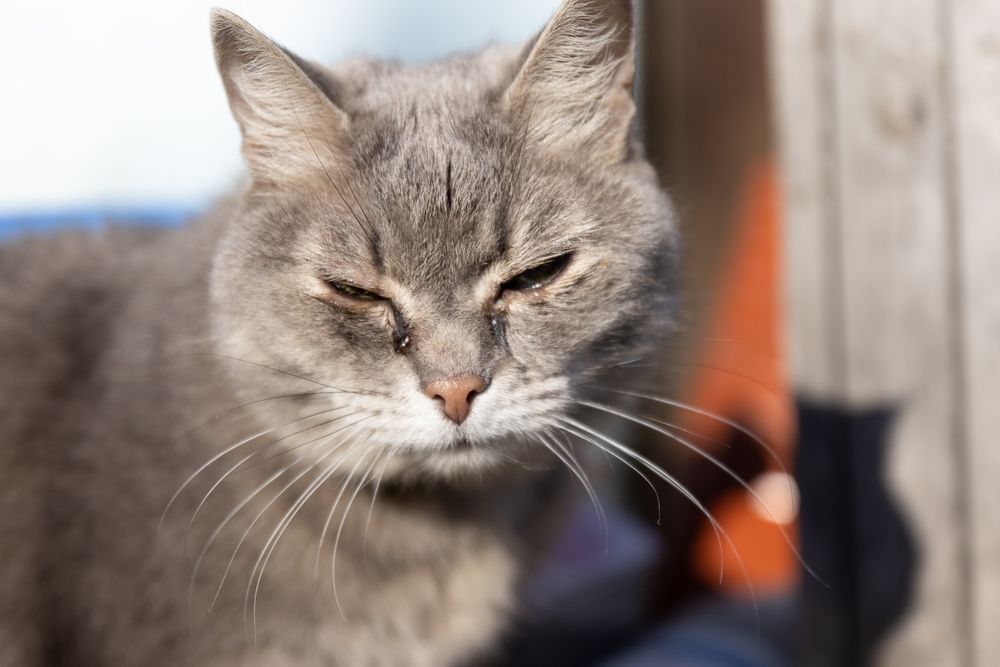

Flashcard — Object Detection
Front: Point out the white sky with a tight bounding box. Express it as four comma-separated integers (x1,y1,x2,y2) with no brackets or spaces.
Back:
0,0,560,210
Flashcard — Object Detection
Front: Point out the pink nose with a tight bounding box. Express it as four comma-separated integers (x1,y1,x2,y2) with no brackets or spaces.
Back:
423,374,487,424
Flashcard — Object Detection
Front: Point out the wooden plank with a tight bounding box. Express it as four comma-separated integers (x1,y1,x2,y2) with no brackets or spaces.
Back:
768,0,843,399
950,0,1000,663
829,2,965,665
832,0,967,667
770,0,968,663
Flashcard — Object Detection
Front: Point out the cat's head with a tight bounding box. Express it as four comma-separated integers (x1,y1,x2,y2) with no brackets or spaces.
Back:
208,0,677,478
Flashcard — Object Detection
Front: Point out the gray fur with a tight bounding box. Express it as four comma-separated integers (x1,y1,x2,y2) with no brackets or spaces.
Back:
0,1,677,664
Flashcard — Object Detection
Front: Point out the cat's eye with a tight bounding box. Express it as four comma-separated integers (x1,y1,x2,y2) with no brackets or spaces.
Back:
501,253,572,293
327,281,385,302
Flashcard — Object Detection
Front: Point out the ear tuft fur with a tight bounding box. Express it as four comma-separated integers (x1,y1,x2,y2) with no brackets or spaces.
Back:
505,0,635,165
210,9,350,187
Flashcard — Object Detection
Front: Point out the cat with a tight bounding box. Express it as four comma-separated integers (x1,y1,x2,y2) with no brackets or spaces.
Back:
0,0,677,664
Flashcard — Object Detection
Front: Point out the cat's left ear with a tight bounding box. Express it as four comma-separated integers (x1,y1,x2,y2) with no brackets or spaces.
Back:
504,0,635,165
210,9,350,187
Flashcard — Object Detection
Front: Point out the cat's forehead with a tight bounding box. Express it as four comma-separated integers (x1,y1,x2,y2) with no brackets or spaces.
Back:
295,52,586,292
324,63,534,288
350,121,522,290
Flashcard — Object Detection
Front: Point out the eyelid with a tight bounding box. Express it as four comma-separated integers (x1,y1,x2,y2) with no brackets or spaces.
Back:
500,252,573,292
325,279,386,302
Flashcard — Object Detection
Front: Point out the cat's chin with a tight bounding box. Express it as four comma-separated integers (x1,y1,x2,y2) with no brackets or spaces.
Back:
384,435,539,480
417,447,508,478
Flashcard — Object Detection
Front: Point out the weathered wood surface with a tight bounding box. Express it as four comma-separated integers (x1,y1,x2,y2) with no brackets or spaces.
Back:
770,0,999,664
951,1,1000,663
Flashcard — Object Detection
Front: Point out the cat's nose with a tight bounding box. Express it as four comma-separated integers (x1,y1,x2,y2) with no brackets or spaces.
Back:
423,374,487,424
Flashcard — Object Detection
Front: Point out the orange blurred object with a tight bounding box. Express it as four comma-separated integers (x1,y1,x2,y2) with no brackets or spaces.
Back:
693,484,799,595
682,157,799,593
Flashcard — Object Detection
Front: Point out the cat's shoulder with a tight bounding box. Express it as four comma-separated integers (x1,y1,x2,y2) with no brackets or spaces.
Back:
0,226,169,402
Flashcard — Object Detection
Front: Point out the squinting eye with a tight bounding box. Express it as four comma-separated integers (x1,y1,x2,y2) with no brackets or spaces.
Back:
501,253,572,292
328,281,384,302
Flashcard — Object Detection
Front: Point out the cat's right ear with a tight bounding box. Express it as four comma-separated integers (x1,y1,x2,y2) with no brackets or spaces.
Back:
504,0,635,165
210,9,350,187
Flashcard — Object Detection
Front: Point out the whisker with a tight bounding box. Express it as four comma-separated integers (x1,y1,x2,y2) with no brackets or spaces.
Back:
245,436,369,645
362,454,392,562
553,420,662,526
203,425,360,613
536,431,607,546
185,451,256,562
169,390,338,451
555,416,758,621
588,362,784,402
641,415,733,450
185,408,355,547
701,336,781,362
159,405,345,541
577,400,819,582
331,451,384,619
578,355,650,374
195,352,386,397
313,450,373,581
293,106,376,242
333,158,380,241
559,418,728,576
594,387,792,489
231,413,373,472
487,447,546,472
273,194,375,267
188,455,306,616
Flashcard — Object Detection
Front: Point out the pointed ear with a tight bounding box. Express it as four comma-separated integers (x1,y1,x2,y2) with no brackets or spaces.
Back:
210,9,349,186
504,0,635,165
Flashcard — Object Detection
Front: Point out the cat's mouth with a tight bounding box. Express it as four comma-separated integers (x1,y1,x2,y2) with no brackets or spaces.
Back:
451,437,473,450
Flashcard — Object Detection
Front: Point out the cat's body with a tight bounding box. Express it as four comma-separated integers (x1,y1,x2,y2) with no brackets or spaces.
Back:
0,2,677,665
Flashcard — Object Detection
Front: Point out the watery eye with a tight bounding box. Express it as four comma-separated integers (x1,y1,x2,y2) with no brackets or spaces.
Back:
501,253,572,292
328,281,384,302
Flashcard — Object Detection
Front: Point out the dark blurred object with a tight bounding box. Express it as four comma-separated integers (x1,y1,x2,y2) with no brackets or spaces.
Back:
497,498,796,667
496,501,662,666
600,595,794,667
795,402,916,666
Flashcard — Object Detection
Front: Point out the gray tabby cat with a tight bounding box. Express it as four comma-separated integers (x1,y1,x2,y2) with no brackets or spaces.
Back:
0,0,677,664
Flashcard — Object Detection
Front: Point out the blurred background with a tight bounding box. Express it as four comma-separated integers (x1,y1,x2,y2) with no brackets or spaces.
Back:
2,1,998,666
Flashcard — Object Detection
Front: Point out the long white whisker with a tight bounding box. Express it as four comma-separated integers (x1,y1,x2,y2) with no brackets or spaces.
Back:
187,455,305,616
231,410,366,471
544,430,604,523
331,451,384,619
245,462,341,646
244,428,370,646
554,420,662,526
313,448,379,579
196,352,386,397
597,387,794,497
362,454,392,562
578,399,819,582
203,425,360,613
557,416,758,619
169,390,338,452
556,416,752,599
185,408,367,545
537,430,607,545
159,405,347,539
185,451,256,561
